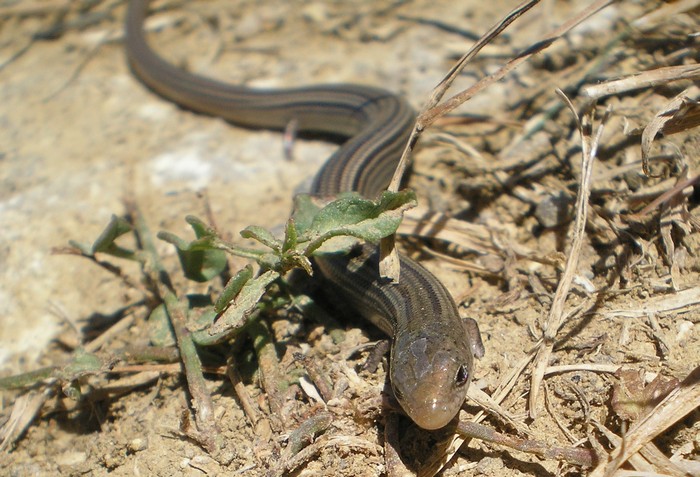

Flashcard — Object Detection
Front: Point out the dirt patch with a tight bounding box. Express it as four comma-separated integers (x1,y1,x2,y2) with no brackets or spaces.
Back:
1,0,699,476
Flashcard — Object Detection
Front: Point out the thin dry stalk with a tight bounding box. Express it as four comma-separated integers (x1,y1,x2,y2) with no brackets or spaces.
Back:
456,419,596,467
582,65,700,101
0,390,53,451
626,173,700,221
467,387,532,437
390,0,544,192
384,413,414,477
603,286,700,319
528,94,609,418
226,357,260,427
631,0,700,32
417,0,614,132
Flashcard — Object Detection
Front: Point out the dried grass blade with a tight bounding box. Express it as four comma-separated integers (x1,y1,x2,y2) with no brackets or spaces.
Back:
0,390,51,451
424,0,541,110
581,65,700,101
641,85,700,175
417,0,614,130
528,95,608,418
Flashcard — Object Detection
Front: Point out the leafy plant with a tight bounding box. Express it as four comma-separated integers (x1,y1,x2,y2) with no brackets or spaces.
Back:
0,190,415,456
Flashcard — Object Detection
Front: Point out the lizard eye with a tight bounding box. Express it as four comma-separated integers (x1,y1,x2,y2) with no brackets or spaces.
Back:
455,364,470,387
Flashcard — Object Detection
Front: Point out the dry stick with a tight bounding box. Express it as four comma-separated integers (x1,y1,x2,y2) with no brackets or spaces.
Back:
456,420,596,467
528,95,609,418
406,0,543,174
423,0,541,114
294,352,334,403
247,318,285,431
386,0,543,193
0,390,54,451
127,201,222,454
591,421,686,476
581,64,700,101
626,173,700,221
226,357,260,427
384,413,413,477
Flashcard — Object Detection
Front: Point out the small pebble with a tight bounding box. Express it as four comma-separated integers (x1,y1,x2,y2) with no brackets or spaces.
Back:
534,191,573,228
128,437,148,453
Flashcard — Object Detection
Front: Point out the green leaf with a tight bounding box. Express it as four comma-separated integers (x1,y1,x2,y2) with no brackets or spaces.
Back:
157,218,228,282
70,215,136,259
301,190,416,255
179,244,227,282
208,270,279,336
258,252,282,271
215,265,253,313
307,194,379,235
59,349,103,380
92,216,132,253
282,219,298,253
291,195,322,235
241,225,282,251
185,215,214,237
0,366,56,389
148,304,176,347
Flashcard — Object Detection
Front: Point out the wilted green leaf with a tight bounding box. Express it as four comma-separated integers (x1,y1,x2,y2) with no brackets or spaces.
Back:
241,225,282,251
59,349,103,380
208,270,279,336
282,219,298,253
148,304,176,347
92,216,133,253
158,219,227,282
215,265,253,313
68,215,136,259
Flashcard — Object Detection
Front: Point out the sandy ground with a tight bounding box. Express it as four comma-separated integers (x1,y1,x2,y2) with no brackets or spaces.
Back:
1,0,699,475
